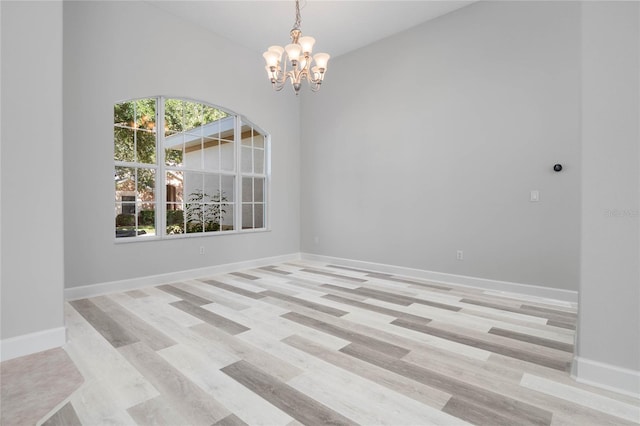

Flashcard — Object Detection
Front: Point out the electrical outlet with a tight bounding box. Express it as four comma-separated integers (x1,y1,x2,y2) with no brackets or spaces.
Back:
199,246,205,255
457,250,464,261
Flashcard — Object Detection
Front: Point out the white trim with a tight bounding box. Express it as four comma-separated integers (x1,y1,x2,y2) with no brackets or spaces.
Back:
572,356,640,399
300,252,578,304
0,327,67,362
64,253,300,301
157,97,166,239
521,373,640,421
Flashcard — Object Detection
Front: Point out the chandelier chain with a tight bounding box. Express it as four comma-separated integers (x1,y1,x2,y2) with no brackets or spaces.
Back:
292,0,302,31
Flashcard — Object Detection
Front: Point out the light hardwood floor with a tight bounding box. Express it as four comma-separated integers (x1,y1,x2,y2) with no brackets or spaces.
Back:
5,260,640,425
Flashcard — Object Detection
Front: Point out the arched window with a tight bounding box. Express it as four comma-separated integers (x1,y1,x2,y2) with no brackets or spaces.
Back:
114,97,269,239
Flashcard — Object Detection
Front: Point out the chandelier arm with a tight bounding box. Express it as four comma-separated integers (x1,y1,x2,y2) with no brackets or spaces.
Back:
291,67,304,86
308,73,323,85
273,71,288,91
299,55,313,81
270,57,290,89
307,77,321,92
304,71,313,85
278,57,288,81
308,74,322,85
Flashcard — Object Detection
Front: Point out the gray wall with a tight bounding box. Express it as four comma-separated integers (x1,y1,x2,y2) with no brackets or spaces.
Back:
300,1,581,291
63,1,300,288
1,1,65,339
579,1,640,375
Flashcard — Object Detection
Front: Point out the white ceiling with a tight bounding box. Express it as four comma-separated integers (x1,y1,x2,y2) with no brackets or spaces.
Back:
150,1,475,58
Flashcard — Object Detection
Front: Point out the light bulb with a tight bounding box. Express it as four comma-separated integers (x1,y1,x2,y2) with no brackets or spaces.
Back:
262,51,279,68
313,52,330,71
285,43,302,64
298,36,316,54
268,45,284,60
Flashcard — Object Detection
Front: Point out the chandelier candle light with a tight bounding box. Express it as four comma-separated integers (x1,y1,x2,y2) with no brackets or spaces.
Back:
262,0,330,94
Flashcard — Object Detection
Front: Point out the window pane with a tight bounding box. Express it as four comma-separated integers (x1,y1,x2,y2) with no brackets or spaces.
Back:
202,137,220,171
203,201,225,233
115,167,136,220
254,177,264,203
114,127,134,162
167,134,188,168
254,132,265,149
221,175,234,202
215,186,232,231
114,101,134,127
220,141,234,171
255,204,264,229
242,177,253,202
203,174,220,202
136,130,156,164
115,166,135,195
165,144,184,167
221,204,234,231
241,124,252,146
182,101,203,134
204,114,221,138
186,200,203,233
137,168,155,202
242,204,253,229
166,171,183,204
203,105,228,124
241,147,252,173
135,98,156,132
218,200,233,231
165,99,185,133
184,171,203,233
183,134,203,169
121,196,135,215
138,203,156,236
115,203,136,238
184,171,203,202
254,149,264,174
166,204,184,235
203,203,217,232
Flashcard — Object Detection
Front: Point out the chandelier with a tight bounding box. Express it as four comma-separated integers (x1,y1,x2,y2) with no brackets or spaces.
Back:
262,0,330,95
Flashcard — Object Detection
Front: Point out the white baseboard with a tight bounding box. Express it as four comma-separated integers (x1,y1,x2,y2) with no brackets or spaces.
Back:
0,327,67,362
64,253,301,301
300,252,578,305
572,356,640,399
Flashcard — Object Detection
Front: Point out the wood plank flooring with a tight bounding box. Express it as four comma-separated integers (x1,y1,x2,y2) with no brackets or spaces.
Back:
25,260,640,425
0,348,83,426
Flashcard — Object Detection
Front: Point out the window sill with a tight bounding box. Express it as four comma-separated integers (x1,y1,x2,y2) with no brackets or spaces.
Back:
114,228,271,243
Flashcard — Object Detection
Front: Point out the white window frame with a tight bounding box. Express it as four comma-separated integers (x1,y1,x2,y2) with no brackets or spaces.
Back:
114,96,270,242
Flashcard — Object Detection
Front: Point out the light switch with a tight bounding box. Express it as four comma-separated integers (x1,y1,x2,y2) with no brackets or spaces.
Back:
530,190,540,202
